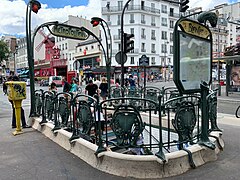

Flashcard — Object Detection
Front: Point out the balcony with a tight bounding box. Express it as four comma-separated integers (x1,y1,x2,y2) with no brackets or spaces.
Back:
141,20,146,24
141,35,146,39
151,36,156,40
151,23,156,26
102,5,160,14
151,50,156,53
113,35,121,40
130,20,135,23
169,13,179,18
141,49,146,52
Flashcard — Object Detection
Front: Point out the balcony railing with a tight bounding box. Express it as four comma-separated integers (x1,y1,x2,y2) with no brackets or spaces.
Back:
102,5,160,14
141,35,146,39
151,22,156,26
113,35,121,40
169,13,179,18
130,20,135,23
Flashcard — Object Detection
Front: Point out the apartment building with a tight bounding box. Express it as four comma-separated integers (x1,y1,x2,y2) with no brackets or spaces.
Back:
101,0,180,78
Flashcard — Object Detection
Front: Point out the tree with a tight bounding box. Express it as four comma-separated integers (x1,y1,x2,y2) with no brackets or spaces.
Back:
0,40,9,64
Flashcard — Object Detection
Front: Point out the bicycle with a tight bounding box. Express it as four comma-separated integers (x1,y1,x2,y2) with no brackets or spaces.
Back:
235,105,240,118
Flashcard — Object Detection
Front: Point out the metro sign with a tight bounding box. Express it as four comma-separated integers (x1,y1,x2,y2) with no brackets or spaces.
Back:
51,24,89,40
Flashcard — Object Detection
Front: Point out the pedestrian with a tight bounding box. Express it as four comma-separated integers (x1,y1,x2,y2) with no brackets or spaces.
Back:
94,77,101,88
99,77,108,101
128,75,136,90
62,76,71,93
6,75,31,129
49,82,57,92
70,78,78,96
85,79,98,104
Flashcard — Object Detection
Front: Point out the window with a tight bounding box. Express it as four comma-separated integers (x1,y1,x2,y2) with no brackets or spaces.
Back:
141,1,145,10
170,20,174,28
118,1,123,11
118,29,121,38
151,3,155,13
151,57,156,65
117,15,121,25
161,4,167,13
65,43,67,49
161,17,167,26
141,14,145,24
130,57,134,64
151,16,156,26
141,43,145,52
141,28,146,39
170,32,173,41
130,28,134,34
170,8,174,16
62,44,64,50
151,30,156,40
161,44,167,53
170,45,173,54
130,14,134,23
91,45,94,49
151,44,156,53
107,15,110,21
161,31,167,40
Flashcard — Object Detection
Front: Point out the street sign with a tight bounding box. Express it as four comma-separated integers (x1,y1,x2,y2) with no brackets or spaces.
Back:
115,51,127,65
51,24,89,40
139,55,149,66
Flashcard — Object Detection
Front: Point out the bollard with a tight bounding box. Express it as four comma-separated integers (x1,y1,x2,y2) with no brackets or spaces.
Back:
6,81,26,136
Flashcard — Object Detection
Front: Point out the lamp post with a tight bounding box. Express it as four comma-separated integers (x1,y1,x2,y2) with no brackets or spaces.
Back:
26,0,41,117
91,17,112,98
14,45,18,75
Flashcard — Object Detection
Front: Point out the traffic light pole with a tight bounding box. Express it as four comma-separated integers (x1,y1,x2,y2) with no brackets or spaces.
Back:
26,0,41,117
121,0,132,95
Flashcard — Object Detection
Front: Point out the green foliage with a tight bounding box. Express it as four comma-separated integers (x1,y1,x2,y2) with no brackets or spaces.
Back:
0,40,9,64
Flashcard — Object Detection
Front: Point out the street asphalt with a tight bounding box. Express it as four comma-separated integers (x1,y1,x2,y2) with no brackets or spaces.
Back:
0,81,240,180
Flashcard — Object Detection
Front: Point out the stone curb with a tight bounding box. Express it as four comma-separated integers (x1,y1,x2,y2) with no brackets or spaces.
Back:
31,117,224,179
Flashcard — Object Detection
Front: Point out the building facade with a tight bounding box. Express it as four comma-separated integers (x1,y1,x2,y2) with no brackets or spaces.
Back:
101,0,180,80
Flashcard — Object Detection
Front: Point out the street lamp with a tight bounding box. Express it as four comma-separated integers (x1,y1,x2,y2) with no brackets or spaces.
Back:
14,45,18,75
91,17,112,98
26,0,41,117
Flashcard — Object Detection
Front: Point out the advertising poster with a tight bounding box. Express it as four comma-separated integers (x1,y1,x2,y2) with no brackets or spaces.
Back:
230,66,240,92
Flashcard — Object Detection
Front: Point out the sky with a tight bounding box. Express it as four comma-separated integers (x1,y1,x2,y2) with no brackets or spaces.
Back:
0,0,239,37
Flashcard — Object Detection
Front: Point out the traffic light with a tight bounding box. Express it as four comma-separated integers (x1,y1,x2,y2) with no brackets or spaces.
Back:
123,33,134,54
179,0,189,13
31,0,41,14
91,18,100,27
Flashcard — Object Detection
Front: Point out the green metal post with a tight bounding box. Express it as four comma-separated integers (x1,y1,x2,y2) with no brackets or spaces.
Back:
198,82,215,149
26,0,41,117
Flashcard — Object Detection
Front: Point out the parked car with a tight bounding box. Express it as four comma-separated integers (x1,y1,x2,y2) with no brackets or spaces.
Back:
40,80,49,86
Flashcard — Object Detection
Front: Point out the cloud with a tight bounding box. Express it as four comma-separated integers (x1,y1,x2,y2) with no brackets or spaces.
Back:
0,0,101,36
189,0,231,10
0,0,237,37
